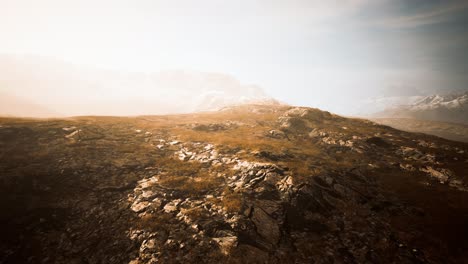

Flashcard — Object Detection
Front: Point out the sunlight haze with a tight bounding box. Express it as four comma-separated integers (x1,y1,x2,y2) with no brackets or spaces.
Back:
1,0,468,115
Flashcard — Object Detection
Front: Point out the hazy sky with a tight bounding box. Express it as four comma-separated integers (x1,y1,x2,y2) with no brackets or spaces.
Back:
1,0,468,114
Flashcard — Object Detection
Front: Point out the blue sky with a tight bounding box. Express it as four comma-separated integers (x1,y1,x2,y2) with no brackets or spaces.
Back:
1,0,467,114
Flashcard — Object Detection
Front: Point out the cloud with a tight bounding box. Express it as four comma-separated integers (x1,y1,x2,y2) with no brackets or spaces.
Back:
378,0,468,28
380,84,424,97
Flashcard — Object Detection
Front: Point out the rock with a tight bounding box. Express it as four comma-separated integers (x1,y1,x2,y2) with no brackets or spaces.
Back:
131,201,150,213
449,179,467,191
141,239,157,250
278,116,308,132
251,207,281,245
65,130,80,138
420,166,453,184
141,190,156,199
139,177,158,189
400,163,416,172
178,153,189,161
213,236,238,255
62,126,77,131
366,137,391,148
333,184,347,196
277,176,294,193
323,175,334,186
151,198,163,209
308,129,320,138
163,203,178,213
255,200,282,216
268,130,286,139
204,144,214,150
282,107,334,122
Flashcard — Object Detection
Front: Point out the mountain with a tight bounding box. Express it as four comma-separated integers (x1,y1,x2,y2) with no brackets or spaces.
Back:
0,54,274,116
0,91,58,117
355,95,424,116
1,104,467,263
373,91,468,124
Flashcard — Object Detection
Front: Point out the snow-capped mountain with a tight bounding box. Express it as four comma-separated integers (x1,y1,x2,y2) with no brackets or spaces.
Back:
373,91,468,124
355,96,425,115
0,55,275,116
410,93,468,110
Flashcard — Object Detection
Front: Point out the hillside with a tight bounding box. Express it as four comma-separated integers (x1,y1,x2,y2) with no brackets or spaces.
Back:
1,104,468,263
371,118,468,143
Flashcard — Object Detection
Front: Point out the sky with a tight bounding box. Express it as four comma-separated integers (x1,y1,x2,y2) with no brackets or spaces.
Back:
1,0,468,115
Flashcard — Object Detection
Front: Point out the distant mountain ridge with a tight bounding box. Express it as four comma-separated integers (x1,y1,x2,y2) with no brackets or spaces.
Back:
411,92,468,110
373,91,468,124
0,54,276,117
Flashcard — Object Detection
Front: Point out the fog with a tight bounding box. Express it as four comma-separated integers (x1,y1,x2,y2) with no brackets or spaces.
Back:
0,55,271,116
1,0,468,116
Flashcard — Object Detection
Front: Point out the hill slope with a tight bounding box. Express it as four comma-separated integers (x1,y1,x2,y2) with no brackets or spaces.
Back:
1,104,467,263
371,118,468,143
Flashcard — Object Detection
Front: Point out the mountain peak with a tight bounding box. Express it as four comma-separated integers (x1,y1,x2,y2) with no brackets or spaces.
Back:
373,90,468,124
0,55,275,117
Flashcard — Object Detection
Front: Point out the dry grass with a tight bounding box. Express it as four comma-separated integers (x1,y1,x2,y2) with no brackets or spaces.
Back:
180,207,205,220
158,174,223,194
222,192,243,213
137,213,173,231
156,157,224,194
156,156,207,176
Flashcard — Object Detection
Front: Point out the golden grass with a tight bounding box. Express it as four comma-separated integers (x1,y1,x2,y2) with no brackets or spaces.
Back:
222,192,243,213
156,157,224,194
137,213,173,231
180,207,205,220
6,104,396,192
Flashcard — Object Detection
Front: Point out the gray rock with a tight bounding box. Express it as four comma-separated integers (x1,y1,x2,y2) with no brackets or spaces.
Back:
268,130,286,139
213,236,238,255
131,201,150,213
163,202,179,213
251,207,280,245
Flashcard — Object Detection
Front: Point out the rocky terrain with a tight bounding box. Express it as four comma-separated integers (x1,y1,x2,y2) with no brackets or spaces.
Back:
1,104,468,263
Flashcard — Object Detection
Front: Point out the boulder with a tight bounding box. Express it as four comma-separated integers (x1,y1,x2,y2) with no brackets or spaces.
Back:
251,207,281,245
213,236,238,255
267,130,286,139
131,201,150,213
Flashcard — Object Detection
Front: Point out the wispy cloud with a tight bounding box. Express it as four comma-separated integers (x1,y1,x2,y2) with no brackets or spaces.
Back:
379,0,468,28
